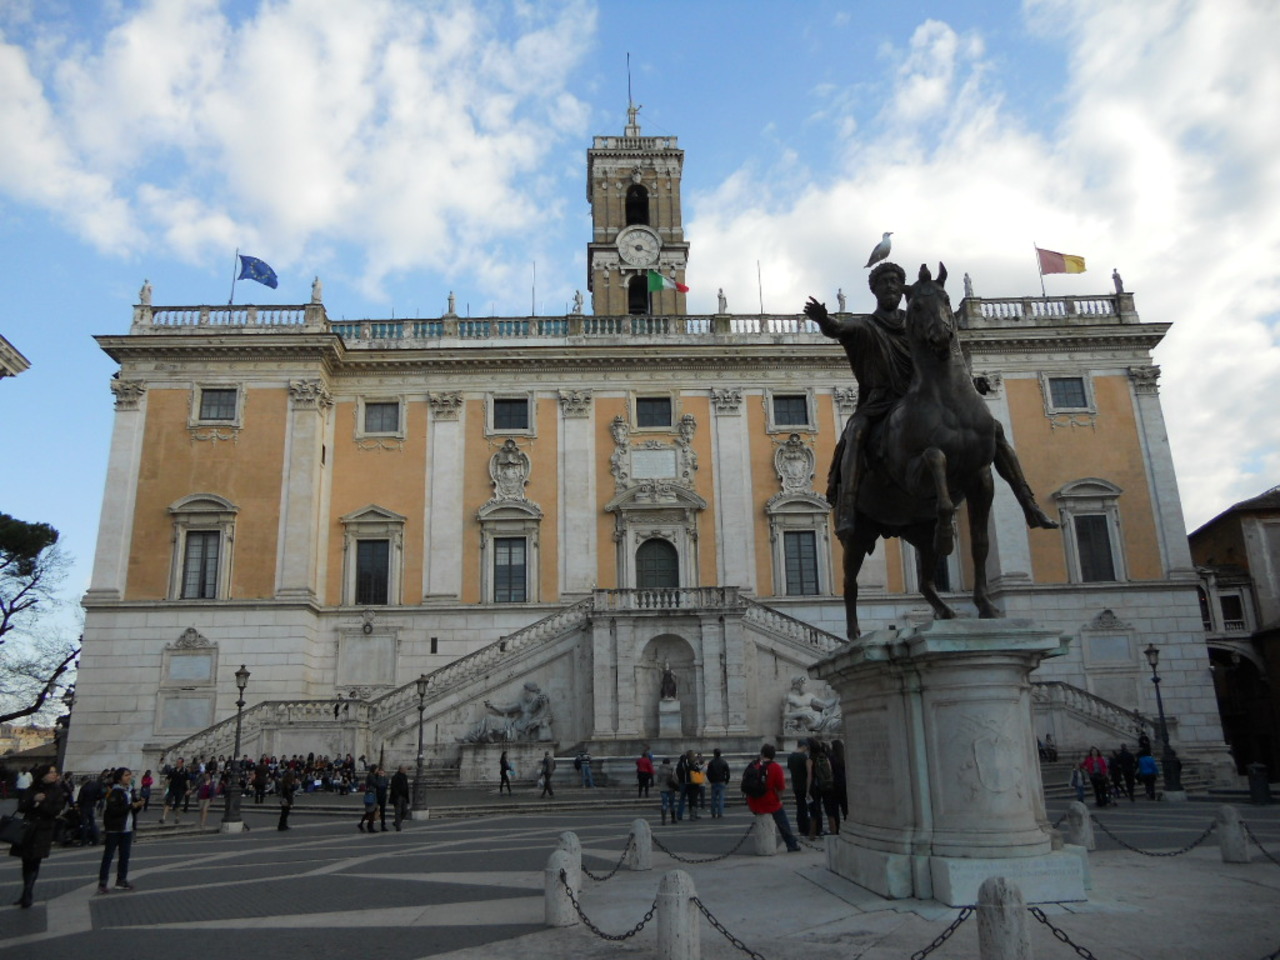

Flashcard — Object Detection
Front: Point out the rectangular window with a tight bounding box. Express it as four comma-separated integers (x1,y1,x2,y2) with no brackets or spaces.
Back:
1220,594,1246,631
636,396,673,428
1074,514,1116,582
773,395,810,427
493,537,527,603
355,540,390,605
783,531,820,596
1048,377,1088,409
181,531,221,599
199,388,238,421
493,398,529,431
363,401,399,434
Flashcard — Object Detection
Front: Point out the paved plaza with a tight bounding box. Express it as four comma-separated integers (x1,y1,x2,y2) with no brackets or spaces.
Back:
0,795,1278,959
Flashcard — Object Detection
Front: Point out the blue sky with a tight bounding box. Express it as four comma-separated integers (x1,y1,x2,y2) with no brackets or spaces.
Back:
2,0,1278,643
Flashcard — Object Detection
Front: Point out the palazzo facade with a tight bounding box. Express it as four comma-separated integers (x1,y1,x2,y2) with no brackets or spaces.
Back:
66,113,1231,780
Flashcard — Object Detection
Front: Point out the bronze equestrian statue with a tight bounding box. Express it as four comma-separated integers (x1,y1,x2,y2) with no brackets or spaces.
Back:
805,262,1058,639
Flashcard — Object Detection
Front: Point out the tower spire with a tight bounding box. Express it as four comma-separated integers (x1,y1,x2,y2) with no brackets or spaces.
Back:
625,52,641,136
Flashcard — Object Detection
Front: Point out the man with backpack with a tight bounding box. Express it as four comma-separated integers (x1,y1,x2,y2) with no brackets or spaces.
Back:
741,743,800,852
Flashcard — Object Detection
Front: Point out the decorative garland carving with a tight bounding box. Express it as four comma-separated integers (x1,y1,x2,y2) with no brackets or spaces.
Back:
1089,608,1134,631
170,627,212,649
490,438,531,500
189,427,238,444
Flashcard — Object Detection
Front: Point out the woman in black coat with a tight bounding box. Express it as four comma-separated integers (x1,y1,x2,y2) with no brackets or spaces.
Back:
10,764,64,908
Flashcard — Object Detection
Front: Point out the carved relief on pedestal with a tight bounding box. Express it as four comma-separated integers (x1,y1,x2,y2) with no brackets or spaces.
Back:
558,388,593,418
110,379,147,410
428,391,463,420
288,378,333,410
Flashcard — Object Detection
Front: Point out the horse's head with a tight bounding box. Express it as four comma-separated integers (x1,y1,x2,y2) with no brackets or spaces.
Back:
905,262,955,360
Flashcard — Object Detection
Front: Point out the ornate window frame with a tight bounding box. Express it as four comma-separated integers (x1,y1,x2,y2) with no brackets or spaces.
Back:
764,388,817,434
1040,373,1096,416
632,391,678,431
168,494,238,600
1053,478,1127,583
477,500,543,603
355,395,406,443
605,483,706,589
189,383,244,428
486,392,537,438
765,494,832,596
339,505,406,606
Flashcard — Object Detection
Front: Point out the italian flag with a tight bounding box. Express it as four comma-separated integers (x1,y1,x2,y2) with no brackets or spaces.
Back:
647,270,689,293
1036,247,1086,275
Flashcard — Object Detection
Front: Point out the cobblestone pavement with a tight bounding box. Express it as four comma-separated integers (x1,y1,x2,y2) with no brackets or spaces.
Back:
0,798,1277,960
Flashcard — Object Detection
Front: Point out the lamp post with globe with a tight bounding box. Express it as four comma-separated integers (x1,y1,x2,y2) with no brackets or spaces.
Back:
220,665,251,831
412,674,428,815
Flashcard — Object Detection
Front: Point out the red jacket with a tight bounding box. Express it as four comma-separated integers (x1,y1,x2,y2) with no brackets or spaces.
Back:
745,759,787,815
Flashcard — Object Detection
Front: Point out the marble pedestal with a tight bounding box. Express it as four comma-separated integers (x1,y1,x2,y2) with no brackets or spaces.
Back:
658,698,682,738
458,741,553,783
812,619,1086,906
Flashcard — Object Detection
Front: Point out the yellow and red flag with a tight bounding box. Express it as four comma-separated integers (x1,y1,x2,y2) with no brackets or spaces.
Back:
1036,247,1086,275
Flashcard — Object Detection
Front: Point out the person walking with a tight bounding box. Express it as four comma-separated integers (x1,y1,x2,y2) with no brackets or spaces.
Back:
539,751,556,798
1083,747,1110,807
660,758,681,825
97,767,143,893
743,744,800,852
499,752,514,798
389,765,411,831
1115,744,1138,802
706,748,730,818
498,751,513,795
811,740,840,837
358,776,379,833
76,773,103,847
636,748,654,798
10,764,64,908
1137,752,1159,799
786,740,812,837
575,749,594,788
196,773,215,828
139,770,153,812
373,766,390,831
158,758,189,825
1069,762,1088,803
277,770,296,831
676,750,701,820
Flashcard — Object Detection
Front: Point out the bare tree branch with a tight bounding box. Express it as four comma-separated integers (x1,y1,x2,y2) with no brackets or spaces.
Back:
0,642,78,725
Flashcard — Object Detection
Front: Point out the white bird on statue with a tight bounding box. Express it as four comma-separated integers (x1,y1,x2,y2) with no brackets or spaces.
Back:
864,231,893,268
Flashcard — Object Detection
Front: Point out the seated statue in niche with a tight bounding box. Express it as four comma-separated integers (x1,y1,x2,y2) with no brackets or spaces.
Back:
781,675,842,735
458,680,554,742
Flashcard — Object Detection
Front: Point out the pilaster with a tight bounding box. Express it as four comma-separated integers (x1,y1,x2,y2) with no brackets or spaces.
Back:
424,393,465,601
1128,365,1196,577
979,373,1035,585
86,380,148,601
559,390,597,595
710,388,756,592
275,379,332,599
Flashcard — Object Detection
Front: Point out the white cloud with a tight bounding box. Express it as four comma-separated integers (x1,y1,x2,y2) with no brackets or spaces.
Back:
0,0,594,293
687,2,1280,528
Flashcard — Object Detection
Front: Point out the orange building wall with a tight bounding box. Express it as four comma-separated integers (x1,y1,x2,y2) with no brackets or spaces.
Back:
1007,375,1163,582
128,387,285,600
324,399,427,605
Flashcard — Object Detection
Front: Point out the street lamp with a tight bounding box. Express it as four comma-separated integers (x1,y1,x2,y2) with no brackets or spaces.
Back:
413,674,428,815
1143,644,1183,794
220,664,251,831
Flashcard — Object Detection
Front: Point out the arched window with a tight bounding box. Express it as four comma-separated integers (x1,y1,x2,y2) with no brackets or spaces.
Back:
625,184,650,225
636,538,678,589
628,275,650,315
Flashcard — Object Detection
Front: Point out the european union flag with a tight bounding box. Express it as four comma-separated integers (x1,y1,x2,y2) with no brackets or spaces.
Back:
237,254,278,289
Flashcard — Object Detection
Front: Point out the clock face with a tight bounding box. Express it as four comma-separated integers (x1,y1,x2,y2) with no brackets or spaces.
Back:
617,226,661,267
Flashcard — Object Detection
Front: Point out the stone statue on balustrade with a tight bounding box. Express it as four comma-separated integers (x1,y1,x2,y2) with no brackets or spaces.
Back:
458,680,554,742
781,675,841,735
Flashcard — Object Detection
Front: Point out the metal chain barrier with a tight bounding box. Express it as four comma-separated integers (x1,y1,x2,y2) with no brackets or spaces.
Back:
651,822,755,863
691,894,770,960
1092,815,1216,856
908,906,973,960
797,836,825,852
1028,906,1103,959
558,868,657,941
1243,822,1280,868
1051,811,1068,830
582,834,634,881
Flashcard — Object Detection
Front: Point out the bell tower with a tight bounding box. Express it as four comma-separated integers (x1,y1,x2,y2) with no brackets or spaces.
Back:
587,105,689,316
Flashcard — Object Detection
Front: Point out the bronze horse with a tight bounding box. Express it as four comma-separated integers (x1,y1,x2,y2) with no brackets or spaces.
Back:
839,263,1001,638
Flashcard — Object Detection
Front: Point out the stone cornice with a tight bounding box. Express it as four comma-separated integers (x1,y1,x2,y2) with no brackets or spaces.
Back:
94,332,346,369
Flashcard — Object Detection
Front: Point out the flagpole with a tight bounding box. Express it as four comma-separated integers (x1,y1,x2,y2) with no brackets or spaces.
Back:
1033,242,1046,297
229,248,240,305
757,260,764,314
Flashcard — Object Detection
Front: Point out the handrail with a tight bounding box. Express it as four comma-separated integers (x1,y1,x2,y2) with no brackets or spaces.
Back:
741,599,846,654
1031,680,1160,738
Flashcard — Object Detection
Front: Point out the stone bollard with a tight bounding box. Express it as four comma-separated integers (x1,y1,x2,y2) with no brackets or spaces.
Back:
1062,801,1095,851
752,813,778,856
544,848,579,927
557,831,582,890
657,869,700,960
977,876,1031,960
628,818,653,871
1217,804,1250,863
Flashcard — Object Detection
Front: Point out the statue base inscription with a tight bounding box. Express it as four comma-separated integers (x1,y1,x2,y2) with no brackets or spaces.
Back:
811,619,1086,906
658,698,682,738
